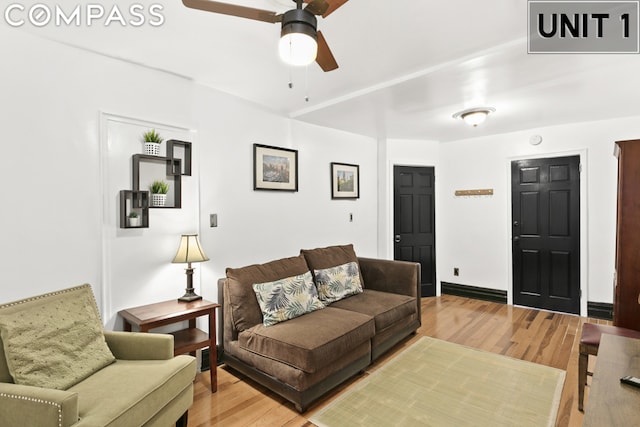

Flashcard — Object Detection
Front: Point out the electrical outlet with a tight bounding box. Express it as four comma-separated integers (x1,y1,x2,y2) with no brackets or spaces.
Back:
454,268,459,276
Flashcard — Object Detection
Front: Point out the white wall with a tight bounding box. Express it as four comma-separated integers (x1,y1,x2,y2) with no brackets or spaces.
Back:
3,26,637,326
100,114,200,330
191,89,379,304
0,28,378,332
433,117,640,306
0,28,199,328
1,30,102,306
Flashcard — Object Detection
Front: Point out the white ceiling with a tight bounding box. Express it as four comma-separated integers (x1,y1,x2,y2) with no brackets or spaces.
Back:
19,0,640,141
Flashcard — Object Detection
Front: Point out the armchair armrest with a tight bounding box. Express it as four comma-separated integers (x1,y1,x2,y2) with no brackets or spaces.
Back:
358,257,421,297
0,382,78,427
104,331,174,360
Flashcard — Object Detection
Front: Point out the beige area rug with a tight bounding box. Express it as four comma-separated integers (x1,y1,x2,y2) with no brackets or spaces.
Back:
310,337,565,427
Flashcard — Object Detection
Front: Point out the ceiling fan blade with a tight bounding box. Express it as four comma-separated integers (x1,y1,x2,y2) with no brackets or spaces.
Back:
182,0,281,23
316,31,339,72
304,0,330,16
320,0,349,17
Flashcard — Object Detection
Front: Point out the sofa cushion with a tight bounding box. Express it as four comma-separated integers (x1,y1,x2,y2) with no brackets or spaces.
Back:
314,261,363,304
253,271,325,326
226,339,371,392
0,284,115,390
239,307,374,373
330,289,416,332
68,355,196,426
226,255,310,332
301,244,365,287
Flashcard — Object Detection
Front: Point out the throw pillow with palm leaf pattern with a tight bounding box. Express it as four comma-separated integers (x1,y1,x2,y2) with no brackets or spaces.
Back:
314,261,363,304
252,271,325,326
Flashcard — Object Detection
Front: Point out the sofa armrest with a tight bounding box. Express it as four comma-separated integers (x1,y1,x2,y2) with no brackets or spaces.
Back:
358,257,421,298
359,257,422,324
0,382,78,427
104,331,174,360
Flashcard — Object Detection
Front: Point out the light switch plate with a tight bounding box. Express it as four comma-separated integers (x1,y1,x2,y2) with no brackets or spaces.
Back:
210,214,218,227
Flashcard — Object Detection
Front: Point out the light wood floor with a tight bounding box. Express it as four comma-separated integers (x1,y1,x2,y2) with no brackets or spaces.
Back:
189,294,610,426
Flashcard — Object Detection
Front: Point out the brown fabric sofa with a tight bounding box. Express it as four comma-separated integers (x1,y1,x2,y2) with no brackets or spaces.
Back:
217,244,421,412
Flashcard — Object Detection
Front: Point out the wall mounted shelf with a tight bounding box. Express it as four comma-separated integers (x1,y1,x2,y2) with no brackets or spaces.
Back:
120,190,150,228
119,140,192,228
132,154,182,209
167,140,192,176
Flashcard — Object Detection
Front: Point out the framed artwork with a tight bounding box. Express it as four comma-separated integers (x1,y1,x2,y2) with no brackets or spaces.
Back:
253,144,298,191
331,162,359,199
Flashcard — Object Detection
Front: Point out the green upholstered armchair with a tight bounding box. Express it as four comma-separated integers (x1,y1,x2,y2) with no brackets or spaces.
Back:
0,285,197,427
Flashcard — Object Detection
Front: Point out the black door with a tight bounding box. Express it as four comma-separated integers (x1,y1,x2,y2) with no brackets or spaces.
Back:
511,156,580,314
394,166,436,297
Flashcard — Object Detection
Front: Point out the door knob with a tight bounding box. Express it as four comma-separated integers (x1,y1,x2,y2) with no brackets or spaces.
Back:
513,236,520,242
394,235,401,243
513,221,519,227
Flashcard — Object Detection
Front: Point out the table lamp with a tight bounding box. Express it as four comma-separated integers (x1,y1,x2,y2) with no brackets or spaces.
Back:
172,234,209,302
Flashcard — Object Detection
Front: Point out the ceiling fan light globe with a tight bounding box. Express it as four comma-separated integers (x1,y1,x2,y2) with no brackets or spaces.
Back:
279,8,318,66
279,32,318,66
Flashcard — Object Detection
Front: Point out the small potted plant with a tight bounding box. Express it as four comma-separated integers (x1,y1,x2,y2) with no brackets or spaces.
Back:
142,129,163,156
127,211,141,227
151,180,170,207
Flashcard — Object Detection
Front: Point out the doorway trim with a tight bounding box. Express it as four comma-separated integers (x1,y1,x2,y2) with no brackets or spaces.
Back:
505,149,588,316
386,159,440,294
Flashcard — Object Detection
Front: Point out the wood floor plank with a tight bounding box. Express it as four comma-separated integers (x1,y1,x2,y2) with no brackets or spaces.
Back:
189,295,609,426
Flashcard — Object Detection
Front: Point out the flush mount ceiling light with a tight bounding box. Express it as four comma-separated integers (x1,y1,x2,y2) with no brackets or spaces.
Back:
452,107,496,127
279,6,318,66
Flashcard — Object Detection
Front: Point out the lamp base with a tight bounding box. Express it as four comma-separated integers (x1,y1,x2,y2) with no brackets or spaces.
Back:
178,266,202,302
178,291,202,303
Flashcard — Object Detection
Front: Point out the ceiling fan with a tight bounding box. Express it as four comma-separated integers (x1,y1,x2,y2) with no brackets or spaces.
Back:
182,0,349,71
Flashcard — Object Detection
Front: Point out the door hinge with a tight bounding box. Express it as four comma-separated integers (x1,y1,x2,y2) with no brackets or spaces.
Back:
579,163,582,173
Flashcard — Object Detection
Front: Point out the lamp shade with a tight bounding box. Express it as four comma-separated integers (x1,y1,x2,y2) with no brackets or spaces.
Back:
172,234,209,264
279,8,318,66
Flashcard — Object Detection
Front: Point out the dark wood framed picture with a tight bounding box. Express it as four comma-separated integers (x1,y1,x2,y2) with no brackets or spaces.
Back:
253,144,298,192
331,162,359,199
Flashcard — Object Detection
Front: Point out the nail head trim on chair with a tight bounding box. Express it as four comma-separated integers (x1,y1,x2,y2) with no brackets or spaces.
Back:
0,392,63,427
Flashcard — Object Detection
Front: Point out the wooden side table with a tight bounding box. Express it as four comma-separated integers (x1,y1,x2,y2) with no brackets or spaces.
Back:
583,333,640,425
119,299,220,393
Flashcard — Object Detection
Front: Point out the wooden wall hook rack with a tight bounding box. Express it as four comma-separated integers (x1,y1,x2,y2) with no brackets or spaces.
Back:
454,189,494,197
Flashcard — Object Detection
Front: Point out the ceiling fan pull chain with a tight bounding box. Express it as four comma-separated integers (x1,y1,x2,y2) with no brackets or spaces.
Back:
305,65,310,102
288,65,294,89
